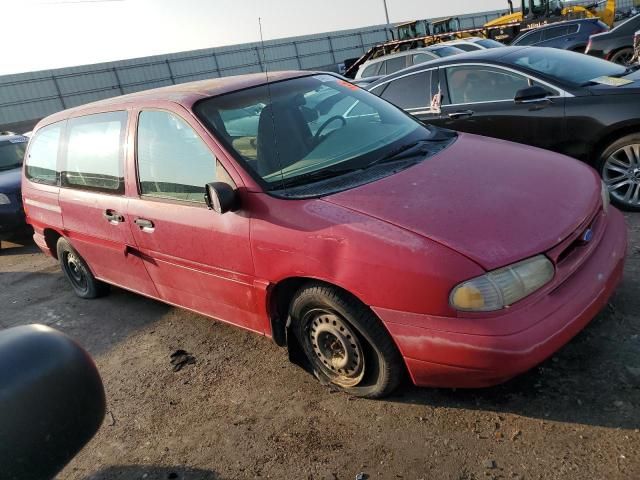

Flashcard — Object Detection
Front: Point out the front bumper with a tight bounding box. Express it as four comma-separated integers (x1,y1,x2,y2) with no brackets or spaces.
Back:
0,194,27,240
374,208,627,388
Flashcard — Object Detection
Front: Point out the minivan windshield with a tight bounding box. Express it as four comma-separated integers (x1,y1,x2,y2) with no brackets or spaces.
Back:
504,47,627,86
195,75,436,191
0,140,27,171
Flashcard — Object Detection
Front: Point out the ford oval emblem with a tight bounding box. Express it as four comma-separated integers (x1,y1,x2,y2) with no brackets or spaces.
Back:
582,228,594,243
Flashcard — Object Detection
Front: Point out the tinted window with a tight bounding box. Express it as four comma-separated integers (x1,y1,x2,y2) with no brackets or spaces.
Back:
504,47,626,86
0,138,28,171
361,63,380,78
412,53,436,65
568,24,579,35
513,30,542,46
26,122,63,185
384,56,407,75
543,25,569,41
63,112,126,193
445,66,529,104
610,14,640,34
137,110,229,203
381,71,431,109
369,84,387,97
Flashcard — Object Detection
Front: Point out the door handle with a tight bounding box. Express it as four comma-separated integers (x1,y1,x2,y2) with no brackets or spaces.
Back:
134,218,155,232
103,209,124,224
448,110,474,120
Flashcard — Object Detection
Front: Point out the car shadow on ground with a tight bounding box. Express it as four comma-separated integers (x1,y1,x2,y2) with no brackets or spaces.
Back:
84,465,219,479
0,236,40,256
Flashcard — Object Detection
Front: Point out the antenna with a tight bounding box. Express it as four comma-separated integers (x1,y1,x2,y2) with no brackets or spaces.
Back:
258,17,285,191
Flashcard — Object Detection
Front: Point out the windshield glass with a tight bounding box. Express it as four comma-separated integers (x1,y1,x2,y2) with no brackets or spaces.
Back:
0,139,28,171
194,75,432,190
503,47,627,86
475,38,504,48
432,46,464,57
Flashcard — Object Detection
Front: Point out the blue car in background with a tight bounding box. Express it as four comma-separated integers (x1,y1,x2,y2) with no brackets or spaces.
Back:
511,18,609,53
0,133,29,250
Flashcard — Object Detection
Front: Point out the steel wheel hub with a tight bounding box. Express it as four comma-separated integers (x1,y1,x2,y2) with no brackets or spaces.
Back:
307,311,365,388
65,252,88,290
603,144,640,207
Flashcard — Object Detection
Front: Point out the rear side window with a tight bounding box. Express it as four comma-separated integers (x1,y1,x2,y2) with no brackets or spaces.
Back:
137,110,232,204
384,56,407,75
412,53,436,65
568,24,579,35
542,25,570,41
381,71,431,110
26,122,63,186
513,30,542,46
62,111,127,193
451,43,479,52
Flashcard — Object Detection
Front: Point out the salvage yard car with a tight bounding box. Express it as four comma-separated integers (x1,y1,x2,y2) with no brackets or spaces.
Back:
23,72,627,398
368,46,640,210
0,133,29,250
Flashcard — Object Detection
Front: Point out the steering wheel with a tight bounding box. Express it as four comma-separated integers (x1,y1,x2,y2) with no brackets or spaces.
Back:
314,115,347,142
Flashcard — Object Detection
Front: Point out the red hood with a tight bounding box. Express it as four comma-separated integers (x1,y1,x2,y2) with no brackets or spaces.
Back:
324,133,601,271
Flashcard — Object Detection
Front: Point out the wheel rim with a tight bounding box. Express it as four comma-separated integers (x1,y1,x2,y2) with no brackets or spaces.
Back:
603,144,640,207
304,309,365,388
613,50,633,65
64,251,89,293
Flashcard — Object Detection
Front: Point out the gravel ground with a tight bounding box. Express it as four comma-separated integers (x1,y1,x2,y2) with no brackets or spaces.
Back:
0,213,638,480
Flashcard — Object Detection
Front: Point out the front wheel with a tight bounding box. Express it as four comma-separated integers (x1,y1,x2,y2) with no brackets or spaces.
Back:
290,283,404,398
597,134,640,211
57,238,110,299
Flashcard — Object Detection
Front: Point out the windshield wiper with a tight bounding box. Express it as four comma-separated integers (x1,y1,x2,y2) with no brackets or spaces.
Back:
271,166,361,189
364,139,434,169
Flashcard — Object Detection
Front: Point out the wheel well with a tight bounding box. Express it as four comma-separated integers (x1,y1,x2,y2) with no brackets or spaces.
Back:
590,125,640,168
268,277,365,347
44,229,62,259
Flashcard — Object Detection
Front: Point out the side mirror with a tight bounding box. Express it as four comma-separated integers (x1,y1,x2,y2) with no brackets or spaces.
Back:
0,325,105,480
514,85,551,104
205,182,238,214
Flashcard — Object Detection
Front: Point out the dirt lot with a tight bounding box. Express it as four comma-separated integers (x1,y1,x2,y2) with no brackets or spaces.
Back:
1,213,639,480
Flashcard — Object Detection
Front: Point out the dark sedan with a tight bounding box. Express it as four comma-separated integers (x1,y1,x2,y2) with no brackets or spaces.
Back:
511,18,609,53
0,133,29,249
367,46,640,210
587,13,640,64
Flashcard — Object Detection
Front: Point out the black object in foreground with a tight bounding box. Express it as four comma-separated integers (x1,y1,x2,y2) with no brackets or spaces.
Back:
0,324,105,480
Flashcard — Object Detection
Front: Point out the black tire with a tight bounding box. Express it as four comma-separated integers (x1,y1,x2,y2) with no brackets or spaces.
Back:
596,133,640,212
290,282,404,398
610,48,634,65
56,237,109,299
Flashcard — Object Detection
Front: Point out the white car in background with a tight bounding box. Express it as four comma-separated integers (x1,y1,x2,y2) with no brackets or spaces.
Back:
441,36,505,52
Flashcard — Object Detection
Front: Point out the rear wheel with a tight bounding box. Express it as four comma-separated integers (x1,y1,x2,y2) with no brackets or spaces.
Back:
290,283,404,398
56,238,109,299
597,133,640,211
610,48,634,65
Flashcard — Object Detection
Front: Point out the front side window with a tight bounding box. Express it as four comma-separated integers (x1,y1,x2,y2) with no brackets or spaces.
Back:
381,71,431,110
137,110,232,204
194,75,432,191
0,138,28,171
25,122,63,185
63,112,126,193
445,66,530,104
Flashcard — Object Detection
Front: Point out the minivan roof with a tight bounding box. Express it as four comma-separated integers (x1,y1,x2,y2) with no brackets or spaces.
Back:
38,71,313,126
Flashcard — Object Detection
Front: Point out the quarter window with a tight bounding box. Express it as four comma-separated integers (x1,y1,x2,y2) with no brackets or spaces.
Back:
361,63,380,78
445,66,530,104
137,110,231,203
381,71,431,110
25,122,63,186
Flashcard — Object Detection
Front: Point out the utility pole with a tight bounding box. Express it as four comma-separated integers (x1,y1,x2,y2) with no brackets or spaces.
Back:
382,0,392,40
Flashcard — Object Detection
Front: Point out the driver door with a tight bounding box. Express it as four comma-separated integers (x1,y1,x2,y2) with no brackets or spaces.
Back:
428,65,566,152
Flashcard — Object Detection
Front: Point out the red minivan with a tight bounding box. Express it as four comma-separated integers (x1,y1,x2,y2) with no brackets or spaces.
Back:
22,72,627,398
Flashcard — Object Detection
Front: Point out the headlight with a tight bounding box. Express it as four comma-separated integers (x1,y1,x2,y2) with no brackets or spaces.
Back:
450,255,555,312
601,181,610,213
0,193,10,205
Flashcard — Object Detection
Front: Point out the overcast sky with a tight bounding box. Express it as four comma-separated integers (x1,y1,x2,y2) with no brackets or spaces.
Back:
3,0,508,75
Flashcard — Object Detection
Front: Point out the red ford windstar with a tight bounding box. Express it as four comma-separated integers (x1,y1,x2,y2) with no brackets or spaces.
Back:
22,72,627,398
